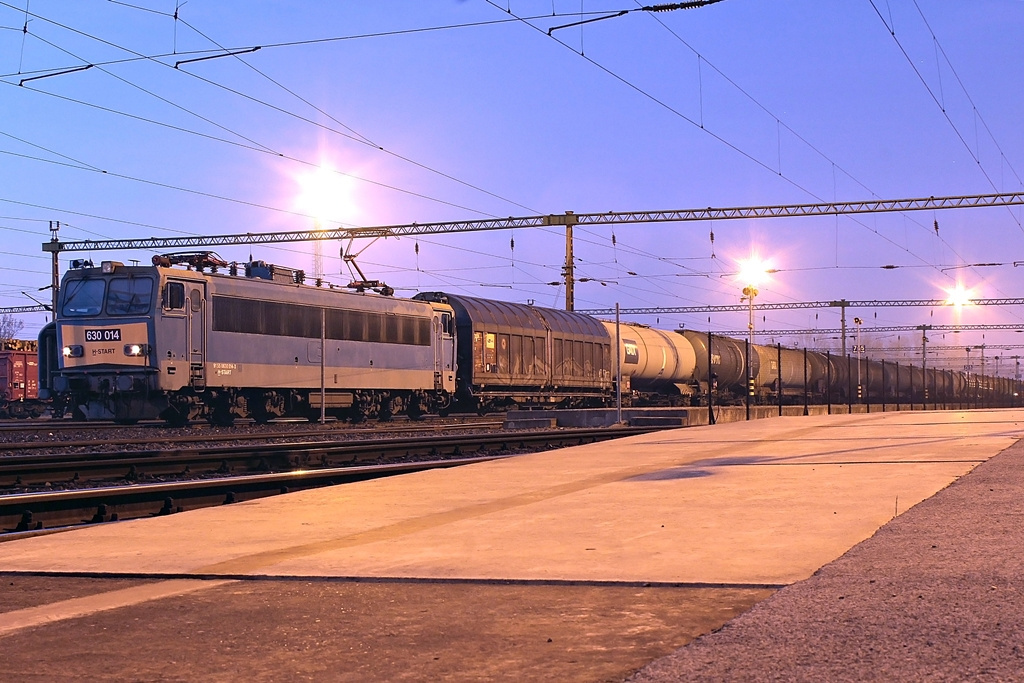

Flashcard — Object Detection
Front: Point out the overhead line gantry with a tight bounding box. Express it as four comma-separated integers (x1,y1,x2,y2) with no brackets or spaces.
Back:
41,191,1024,254
37,190,1024,315
0,305,48,315
577,298,1024,316
580,298,1024,357
713,323,1024,336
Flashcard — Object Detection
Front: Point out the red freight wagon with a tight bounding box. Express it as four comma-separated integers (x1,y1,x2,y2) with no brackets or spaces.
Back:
0,347,45,417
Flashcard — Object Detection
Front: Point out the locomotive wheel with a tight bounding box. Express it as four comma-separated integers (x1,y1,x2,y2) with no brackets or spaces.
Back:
380,395,404,422
251,401,273,425
160,405,189,427
209,406,235,427
406,397,424,420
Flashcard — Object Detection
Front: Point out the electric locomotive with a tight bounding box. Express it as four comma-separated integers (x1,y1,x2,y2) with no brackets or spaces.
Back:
44,253,457,424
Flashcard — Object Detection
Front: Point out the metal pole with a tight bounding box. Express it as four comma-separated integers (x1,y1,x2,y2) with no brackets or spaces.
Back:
745,338,751,421
864,354,870,413
615,303,622,424
803,347,809,416
744,286,756,420
913,358,921,411
981,346,986,408
707,329,715,425
895,361,900,412
966,347,971,410
564,224,574,311
839,301,847,358
855,318,862,403
921,327,928,411
49,221,60,314
826,350,832,415
880,359,886,412
847,354,853,414
320,307,326,424
777,342,783,417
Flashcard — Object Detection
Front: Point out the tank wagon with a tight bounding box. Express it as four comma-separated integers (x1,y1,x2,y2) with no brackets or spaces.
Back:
597,321,697,401
38,253,1019,424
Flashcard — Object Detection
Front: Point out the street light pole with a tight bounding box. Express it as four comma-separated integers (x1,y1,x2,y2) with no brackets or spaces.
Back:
854,317,863,403
966,347,972,408
979,344,986,407
744,285,758,350
737,254,771,418
743,284,758,420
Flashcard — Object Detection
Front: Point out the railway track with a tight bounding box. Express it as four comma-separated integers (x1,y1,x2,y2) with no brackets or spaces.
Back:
0,419,506,453
0,412,500,434
0,425,660,535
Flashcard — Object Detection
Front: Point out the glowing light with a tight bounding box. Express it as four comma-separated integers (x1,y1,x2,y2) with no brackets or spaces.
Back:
294,163,355,225
945,284,974,308
736,255,773,288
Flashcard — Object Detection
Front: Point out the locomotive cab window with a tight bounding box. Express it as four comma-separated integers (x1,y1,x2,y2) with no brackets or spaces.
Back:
164,282,186,311
60,278,105,317
106,276,154,316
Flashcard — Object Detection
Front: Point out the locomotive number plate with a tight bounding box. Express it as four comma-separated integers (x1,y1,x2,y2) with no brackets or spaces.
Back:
85,328,122,342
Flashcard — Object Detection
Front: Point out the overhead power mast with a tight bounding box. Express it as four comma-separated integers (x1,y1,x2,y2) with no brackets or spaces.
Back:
546,211,578,311
49,221,60,313
564,221,574,311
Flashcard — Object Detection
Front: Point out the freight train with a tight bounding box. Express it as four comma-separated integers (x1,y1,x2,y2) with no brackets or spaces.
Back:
36,253,1018,425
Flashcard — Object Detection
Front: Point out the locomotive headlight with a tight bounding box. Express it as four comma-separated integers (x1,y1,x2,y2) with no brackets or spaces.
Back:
63,345,84,358
123,343,148,357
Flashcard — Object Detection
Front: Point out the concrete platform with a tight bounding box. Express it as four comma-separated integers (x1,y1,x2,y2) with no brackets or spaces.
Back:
0,409,1021,680
631,423,1024,682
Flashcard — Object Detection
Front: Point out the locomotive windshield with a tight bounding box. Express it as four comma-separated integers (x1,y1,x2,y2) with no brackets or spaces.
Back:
106,276,154,315
61,278,105,317
60,275,155,317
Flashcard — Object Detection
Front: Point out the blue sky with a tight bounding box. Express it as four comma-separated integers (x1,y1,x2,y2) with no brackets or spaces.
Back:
2,1,1023,370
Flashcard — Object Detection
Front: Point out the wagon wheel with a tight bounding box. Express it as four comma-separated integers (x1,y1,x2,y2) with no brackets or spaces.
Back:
208,403,236,427
405,395,424,421
379,395,404,422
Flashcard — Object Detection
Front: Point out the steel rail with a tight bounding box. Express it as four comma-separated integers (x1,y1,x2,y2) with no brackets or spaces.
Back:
0,420,505,451
0,425,656,533
0,426,655,488
1,456,501,535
